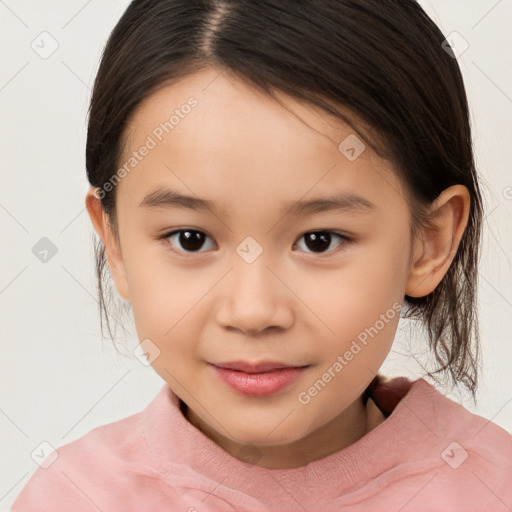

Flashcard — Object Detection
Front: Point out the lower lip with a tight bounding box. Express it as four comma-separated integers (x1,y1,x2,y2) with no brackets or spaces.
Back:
211,365,308,397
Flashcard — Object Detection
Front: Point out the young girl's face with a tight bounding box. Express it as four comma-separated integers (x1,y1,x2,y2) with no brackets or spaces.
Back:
95,66,419,463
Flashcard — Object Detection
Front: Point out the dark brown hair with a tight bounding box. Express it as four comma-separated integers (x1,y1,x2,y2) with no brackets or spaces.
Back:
86,0,484,400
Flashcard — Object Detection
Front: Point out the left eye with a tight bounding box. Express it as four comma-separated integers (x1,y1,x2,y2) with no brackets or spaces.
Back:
164,230,215,253
294,231,349,255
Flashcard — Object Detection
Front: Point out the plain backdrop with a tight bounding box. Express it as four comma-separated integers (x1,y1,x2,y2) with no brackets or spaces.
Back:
1,1,511,510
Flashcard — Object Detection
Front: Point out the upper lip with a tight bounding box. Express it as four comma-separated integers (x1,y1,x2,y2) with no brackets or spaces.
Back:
210,360,308,373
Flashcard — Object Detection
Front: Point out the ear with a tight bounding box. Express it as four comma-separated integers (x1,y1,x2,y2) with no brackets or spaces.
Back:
85,187,130,301
405,184,470,298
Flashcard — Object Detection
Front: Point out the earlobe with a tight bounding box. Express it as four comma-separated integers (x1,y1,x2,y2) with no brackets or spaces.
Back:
85,188,131,301
405,185,470,298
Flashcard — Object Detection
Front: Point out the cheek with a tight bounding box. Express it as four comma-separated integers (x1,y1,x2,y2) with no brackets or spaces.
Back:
299,247,407,358
122,235,179,301
314,255,404,318
122,245,210,366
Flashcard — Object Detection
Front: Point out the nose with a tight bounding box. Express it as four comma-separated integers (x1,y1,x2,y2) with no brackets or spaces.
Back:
215,253,294,335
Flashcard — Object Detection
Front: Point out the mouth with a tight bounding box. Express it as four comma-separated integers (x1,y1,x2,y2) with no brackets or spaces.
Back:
208,360,310,397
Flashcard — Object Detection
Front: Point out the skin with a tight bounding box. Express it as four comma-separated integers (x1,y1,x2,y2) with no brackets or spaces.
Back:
86,67,470,470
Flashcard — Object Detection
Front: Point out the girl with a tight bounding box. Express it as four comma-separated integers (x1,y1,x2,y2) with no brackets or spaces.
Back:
13,0,512,510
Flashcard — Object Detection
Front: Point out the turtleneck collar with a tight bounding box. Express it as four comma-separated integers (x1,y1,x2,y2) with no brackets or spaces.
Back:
142,374,437,502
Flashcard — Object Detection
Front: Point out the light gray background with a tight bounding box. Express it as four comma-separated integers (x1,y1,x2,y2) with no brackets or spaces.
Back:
1,1,511,510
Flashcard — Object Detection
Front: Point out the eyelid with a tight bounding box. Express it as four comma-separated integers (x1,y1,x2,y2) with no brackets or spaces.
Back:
293,231,352,258
160,228,216,255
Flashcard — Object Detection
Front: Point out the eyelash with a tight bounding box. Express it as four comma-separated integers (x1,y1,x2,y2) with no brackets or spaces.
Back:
158,229,353,258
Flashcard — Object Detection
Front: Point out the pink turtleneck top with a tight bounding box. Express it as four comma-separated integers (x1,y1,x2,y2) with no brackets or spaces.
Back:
12,375,512,511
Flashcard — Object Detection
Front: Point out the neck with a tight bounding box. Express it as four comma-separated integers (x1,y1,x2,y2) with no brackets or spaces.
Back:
182,393,386,470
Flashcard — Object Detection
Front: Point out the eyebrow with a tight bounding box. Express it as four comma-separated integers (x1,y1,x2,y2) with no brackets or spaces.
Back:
139,188,377,216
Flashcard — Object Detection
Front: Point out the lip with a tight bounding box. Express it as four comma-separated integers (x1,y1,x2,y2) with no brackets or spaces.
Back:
209,361,309,397
211,360,306,373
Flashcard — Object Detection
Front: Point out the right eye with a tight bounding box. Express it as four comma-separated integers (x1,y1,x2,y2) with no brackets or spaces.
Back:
162,229,216,254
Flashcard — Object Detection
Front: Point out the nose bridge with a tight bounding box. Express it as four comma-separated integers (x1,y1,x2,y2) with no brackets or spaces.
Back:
216,238,293,333
230,241,277,305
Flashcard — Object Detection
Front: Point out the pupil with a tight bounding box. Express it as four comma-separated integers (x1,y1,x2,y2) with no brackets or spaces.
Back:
306,232,330,252
180,230,204,251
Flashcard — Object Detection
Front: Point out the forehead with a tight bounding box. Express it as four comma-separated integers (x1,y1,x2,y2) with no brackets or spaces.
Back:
117,67,407,215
